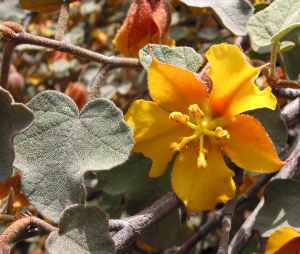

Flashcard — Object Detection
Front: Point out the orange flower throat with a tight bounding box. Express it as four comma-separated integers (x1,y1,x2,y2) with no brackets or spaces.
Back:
169,104,230,168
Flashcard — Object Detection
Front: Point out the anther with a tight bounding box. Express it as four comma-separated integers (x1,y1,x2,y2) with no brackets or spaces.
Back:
188,104,204,119
215,127,230,139
170,134,197,152
169,112,189,124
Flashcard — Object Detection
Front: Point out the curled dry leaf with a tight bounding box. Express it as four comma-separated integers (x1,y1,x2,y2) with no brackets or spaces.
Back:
113,0,174,57
0,173,29,214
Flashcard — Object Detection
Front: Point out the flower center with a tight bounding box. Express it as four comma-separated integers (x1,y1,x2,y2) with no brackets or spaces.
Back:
169,104,230,168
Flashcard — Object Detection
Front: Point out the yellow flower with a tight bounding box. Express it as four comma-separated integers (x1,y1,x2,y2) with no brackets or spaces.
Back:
126,43,283,212
265,227,300,254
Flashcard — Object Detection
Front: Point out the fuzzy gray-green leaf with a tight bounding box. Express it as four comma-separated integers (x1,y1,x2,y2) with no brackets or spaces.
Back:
46,204,115,254
139,44,203,72
14,91,133,222
0,87,33,181
248,0,300,53
179,0,253,36
255,179,300,237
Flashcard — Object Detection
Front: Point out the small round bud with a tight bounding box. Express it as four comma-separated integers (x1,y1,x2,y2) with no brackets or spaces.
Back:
65,82,88,110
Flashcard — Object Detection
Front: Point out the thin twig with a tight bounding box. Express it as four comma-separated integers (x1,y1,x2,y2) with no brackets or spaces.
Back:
13,32,140,68
88,65,111,101
270,42,279,78
217,200,237,254
0,214,15,223
281,97,300,127
0,216,57,247
55,1,70,41
0,22,140,69
274,87,300,98
173,209,224,254
109,219,129,232
275,79,300,89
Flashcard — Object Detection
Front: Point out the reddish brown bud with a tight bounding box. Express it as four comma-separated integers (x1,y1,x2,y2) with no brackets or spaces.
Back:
113,0,174,57
7,71,24,102
65,82,88,110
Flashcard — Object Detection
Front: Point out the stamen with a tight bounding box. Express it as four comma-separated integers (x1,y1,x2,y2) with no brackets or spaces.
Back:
169,112,189,125
215,127,230,139
197,135,207,168
170,134,197,152
188,104,204,119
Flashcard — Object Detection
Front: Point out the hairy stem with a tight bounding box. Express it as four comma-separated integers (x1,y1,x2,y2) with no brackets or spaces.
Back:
88,65,111,101
0,41,16,89
270,42,280,78
55,1,70,41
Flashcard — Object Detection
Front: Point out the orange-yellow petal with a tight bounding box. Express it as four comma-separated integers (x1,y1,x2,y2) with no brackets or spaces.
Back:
206,43,277,117
265,227,300,254
126,99,190,177
148,58,209,113
223,114,283,173
172,140,236,212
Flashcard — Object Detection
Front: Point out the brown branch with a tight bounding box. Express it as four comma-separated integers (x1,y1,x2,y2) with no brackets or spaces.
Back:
7,31,140,68
275,79,300,89
172,209,224,254
0,193,179,253
0,21,140,70
281,97,300,127
109,219,129,232
0,214,15,223
0,216,57,248
217,200,237,254
229,128,300,254
274,87,300,99
0,22,24,89
113,192,180,253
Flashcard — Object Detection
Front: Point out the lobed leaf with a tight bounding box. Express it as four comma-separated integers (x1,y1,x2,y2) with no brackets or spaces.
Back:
139,44,204,72
248,0,300,53
14,91,133,222
0,87,33,181
46,204,115,254
179,0,253,36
